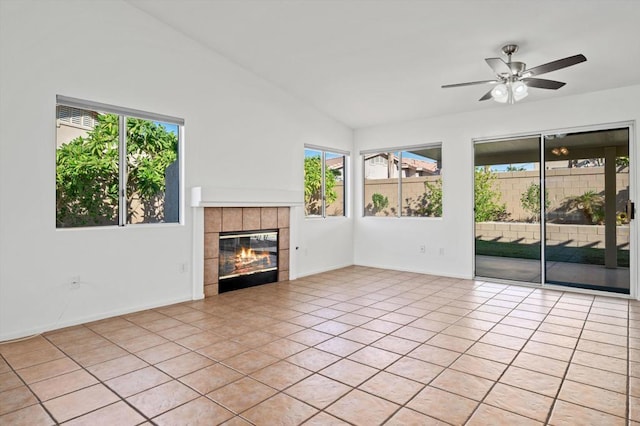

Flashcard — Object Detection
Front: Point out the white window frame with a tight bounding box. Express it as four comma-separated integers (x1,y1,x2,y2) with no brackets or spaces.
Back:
56,95,184,228
361,143,442,218
304,144,349,218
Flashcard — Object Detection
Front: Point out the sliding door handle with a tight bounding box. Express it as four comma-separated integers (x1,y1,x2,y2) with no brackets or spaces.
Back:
627,200,635,220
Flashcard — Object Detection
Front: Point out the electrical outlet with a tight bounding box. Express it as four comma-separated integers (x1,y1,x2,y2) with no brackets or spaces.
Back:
419,245,426,253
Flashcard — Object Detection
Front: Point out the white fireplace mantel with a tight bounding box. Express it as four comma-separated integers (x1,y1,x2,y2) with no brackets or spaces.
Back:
190,186,303,208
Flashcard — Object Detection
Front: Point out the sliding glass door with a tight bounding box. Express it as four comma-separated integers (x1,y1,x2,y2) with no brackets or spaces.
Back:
544,128,630,293
475,125,633,295
474,136,542,283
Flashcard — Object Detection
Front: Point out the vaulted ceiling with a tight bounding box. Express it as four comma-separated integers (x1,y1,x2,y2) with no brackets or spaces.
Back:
127,0,640,129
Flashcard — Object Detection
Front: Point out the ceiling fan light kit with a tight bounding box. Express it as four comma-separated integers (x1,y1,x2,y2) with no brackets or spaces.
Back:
491,81,528,104
442,44,586,104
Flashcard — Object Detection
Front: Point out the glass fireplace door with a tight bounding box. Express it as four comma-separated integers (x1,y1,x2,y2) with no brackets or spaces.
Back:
218,230,278,293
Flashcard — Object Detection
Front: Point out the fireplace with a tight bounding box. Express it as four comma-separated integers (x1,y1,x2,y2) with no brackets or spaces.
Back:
202,206,290,297
218,230,278,293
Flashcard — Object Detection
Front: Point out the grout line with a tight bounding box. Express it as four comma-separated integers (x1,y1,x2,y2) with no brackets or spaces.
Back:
0,351,60,424
461,284,558,424
39,331,155,425
541,294,593,425
626,299,631,423
0,268,635,425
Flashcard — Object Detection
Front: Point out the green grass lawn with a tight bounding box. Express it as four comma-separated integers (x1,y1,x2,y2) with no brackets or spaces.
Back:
476,240,629,268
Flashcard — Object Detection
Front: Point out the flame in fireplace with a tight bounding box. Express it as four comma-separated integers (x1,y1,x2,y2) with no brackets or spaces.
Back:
236,247,271,268
239,247,251,260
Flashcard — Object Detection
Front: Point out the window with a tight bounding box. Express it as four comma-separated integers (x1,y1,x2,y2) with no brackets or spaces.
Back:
363,144,442,217
56,95,183,228
304,146,347,217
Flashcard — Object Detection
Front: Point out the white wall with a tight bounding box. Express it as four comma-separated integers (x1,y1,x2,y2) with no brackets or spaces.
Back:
0,0,353,340
297,217,354,277
354,86,639,298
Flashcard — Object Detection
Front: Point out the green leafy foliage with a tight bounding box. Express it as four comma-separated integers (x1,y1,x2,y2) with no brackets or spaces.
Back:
408,179,442,217
56,114,178,227
474,169,508,222
562,190,604,225
372,192,389,212
616,156,629,169
475,239,629,267
405,170,506,220
520,182,549,222
365,192,393,216
304,155,337,216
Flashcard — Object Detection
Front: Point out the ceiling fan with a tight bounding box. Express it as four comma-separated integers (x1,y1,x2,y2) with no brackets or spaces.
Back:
442,44,587,104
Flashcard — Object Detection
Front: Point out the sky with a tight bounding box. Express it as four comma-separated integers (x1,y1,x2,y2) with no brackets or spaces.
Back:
402,151,435,162
157,121,178,135
491,163,535,172
305,149,344,160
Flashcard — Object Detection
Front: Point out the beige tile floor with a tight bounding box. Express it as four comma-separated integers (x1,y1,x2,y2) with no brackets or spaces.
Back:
1,266,639,425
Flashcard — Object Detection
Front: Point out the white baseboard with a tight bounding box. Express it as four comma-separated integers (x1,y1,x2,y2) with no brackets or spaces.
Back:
352,261,473,280
0,296,193,342
296,262,355,278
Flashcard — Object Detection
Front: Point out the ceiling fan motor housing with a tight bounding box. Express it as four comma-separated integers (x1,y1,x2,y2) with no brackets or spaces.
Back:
508,62,526,76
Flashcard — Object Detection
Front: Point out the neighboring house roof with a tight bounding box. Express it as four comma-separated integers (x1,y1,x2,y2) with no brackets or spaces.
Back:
364,152,439,175
326,153,440,175
326,156,344,171
400,156,438,174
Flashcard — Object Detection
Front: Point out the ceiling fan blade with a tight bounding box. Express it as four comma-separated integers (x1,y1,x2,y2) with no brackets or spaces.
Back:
441,80,498,89
485,58,511,75
525,54,586,77
479,89,494,101
522,78,566,90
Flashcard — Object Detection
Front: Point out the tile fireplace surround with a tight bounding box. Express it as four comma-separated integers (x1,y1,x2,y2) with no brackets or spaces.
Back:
203,207,290,297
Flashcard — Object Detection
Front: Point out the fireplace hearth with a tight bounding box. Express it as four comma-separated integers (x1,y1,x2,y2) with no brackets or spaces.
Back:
218,230,278,293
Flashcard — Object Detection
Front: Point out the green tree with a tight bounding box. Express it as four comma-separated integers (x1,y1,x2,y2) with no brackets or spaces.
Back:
56,113,178,227
520,182,549,222
474,168,508,222
408,179,442,217
304,155,337,215
405,171,506,220
371,192,390,215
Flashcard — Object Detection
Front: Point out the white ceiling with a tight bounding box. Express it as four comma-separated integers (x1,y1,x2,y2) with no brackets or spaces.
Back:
127,0,640,129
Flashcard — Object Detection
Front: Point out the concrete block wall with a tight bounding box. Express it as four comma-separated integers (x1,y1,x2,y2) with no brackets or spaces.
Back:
363,176,441,216
475,222,630,249
495,167,629,222
358,168,628,221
